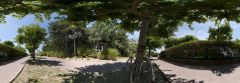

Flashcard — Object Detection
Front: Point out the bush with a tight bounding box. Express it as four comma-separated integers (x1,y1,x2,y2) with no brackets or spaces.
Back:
77,47,96,58
99,48,119,60
152,52,159,57
0,44,27,58
39,51,67,58
163,41,240,59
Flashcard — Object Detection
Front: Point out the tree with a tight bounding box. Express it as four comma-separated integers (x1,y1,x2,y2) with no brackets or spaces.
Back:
88,20,129,56
43,20,90,57
1,0,240,58
127,40,138,57
164,35,198,49
234,39,240,44
15,45,26,52
208,22,233,41
146,36,164,56
3,40,15,47
16,24,46,60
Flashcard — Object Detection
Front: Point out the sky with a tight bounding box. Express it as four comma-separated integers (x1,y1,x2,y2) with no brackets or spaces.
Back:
128,22,240,40
1,14,240,48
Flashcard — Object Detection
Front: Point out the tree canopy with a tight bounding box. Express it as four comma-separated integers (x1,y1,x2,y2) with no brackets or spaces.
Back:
2,40,15,47
1,0,240,57
164,35,199,49
208,22,233,41
88,20,129,56
16,24,46,60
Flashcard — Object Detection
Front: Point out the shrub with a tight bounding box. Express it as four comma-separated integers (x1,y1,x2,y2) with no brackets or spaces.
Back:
99,48,119,60
0,44,27,58
152,52,159,57
163,41,240,59
77,47,96,58
39,51,67,58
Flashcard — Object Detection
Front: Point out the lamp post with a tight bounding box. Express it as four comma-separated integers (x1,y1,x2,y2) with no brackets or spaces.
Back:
68,31,82,56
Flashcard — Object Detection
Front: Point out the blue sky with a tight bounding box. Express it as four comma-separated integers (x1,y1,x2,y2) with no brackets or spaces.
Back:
128,22,240,40
1,14,240,44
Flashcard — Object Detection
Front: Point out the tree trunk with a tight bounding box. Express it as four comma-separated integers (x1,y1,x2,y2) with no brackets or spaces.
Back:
31,50,36,60
136,17,151,58
148,48,151,57
74,38,78,56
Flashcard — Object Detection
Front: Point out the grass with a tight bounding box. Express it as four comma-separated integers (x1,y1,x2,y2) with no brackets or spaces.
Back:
13,61,67,83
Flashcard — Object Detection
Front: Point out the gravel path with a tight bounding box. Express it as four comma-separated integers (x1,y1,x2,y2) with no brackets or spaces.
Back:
0,56,29,83
154,60,240,83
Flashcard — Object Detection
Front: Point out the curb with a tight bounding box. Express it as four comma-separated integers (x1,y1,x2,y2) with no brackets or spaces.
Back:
153,63,172,83
10,59,28,83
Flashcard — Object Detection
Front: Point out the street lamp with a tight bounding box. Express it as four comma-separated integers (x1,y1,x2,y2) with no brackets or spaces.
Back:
68,31,82,56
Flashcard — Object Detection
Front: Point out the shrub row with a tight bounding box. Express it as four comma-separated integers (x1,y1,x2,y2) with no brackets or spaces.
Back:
161,41,240,59
0,44,27,59
39,51,67,58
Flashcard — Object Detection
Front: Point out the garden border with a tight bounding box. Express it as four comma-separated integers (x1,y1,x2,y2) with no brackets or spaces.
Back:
10,59,27,83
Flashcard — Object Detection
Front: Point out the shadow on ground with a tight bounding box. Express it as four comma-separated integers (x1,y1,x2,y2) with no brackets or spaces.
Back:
27,57,62,67
59,62,130,83
164,73,204,83
58,62,170,83
0,56,26,66
161,59,240,76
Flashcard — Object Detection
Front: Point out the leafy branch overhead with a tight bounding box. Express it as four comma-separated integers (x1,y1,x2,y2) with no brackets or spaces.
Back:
1,0,240,57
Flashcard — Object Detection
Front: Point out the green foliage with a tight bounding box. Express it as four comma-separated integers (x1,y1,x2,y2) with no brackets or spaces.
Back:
15,24,46,60
100,48,119,60
164,35,198,49
146,36,164,51
1,0,240,58
126,40,138,57
208,22,233,41
0,43,27,58
39,51,67,58
2,40,15,47
15,45,26,52
43,20,90,56
77,46,96,58
163,41,240,59
88,20,129,56
234,39,240,45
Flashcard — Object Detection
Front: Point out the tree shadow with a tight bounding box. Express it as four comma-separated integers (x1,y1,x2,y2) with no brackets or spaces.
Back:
76,62,126,72
0,56,26,66
58,62,170,83
58,62,130,83
165,74,204,83
27,57,62,67
161,59,240,76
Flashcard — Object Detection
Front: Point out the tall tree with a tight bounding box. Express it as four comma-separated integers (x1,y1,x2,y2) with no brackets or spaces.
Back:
16,24,46,60
208,22,233,41
1,0,240,58
88,20,129,56
146,36,164,56
164,35,198,49
43,20,89,56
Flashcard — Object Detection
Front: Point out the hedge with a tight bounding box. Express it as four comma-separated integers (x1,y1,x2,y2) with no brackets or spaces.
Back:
0,44,27,59
162,41,240,59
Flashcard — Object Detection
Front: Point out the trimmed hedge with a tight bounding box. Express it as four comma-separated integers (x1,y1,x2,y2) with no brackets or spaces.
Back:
0,44,27,59
162,41,240,59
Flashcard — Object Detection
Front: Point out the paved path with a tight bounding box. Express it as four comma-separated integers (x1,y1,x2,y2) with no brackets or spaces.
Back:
38,56,127,71
0,56,29,83
154,60,240,83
